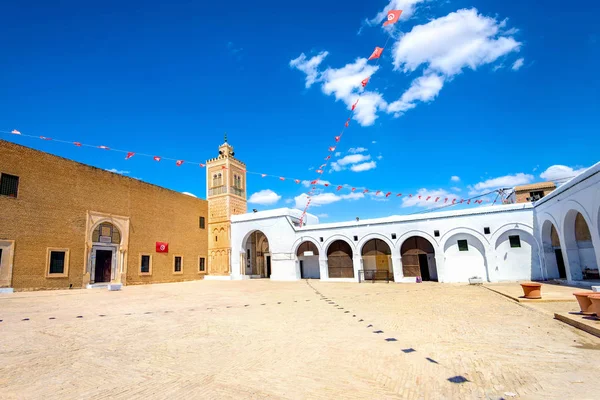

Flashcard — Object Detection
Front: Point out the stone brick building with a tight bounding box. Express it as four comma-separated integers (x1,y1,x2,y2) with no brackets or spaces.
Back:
0,139,210,291
513,182,556,203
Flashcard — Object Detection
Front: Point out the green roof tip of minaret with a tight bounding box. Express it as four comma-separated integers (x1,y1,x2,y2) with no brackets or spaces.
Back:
224,132,228,143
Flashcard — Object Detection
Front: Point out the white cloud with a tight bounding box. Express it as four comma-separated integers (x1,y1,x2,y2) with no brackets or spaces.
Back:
248,189,281,205
492,64,504,72
348,147,368,153
471,173,534,192
376,155,383,160
539,165,588,182
392,9,521,75
451,186,462,192
451,175,461,182
285,198,293,204
106,168,130,175
511,57,524,71
301,179,331,188
369,0,428,25
371,141,377,144
334,151,342,157
317,213,329,218
351,161,377,172
330,154,373,172
401,188,461,208
289,51,329,88
181,192,197,198
388,73,445,114
388,8,521,115
294,192,364,208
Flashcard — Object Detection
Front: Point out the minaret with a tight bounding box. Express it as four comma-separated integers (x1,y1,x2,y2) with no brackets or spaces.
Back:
206,134,247,276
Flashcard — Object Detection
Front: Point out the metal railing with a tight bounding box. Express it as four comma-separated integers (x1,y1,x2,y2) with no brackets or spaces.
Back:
208,186,227,196
359,270,391,283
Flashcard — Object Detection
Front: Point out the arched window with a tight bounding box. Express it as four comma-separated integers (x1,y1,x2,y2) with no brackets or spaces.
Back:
212,174,218,187
217,173,222,186
92,222,121,244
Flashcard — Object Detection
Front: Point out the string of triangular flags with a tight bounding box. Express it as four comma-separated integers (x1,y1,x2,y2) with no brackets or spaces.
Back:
299,9,403,225
2,127,493,206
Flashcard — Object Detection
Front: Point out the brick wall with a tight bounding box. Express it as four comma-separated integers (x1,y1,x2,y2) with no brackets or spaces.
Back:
0,140,208,290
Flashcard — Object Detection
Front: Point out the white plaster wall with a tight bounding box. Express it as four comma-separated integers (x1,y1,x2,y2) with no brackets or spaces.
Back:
493,229,541,281
298,255,320,278
230,205,538,283
534,162,600,281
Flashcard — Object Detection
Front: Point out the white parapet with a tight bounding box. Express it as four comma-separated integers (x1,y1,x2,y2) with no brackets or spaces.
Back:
107,283,122,291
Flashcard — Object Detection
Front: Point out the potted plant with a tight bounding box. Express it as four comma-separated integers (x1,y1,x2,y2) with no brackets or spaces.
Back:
520,282,542,299
573,292,595,314
589,294,600,319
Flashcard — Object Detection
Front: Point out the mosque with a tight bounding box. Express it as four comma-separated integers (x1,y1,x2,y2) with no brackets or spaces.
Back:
1,137,599,291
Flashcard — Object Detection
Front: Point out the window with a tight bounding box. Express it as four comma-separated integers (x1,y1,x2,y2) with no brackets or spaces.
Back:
140,254,151,274
529,190,544,201
247,249,251,259
319,237,323,242
46,248,69,277
353,235,358,241
434,230,440,237
458,240,469,252
509,235,521,248
484,227,491,235
199,216,205,229
174,256,183,273
0,173,19,198
215,235,218,242
391,233,397,240
199,257,206,272
0,248,3,264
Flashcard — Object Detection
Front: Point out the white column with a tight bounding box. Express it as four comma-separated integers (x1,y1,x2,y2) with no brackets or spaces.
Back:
591,227,600,274
560,231,583,281
434,253,445,283
353,255,362,282
392,256,403,282
319,256,329,280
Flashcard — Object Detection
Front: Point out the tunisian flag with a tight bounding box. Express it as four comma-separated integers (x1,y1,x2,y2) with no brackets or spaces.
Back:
125,152,135,160
153,156,161,162
368,47,384,60
383,10,402,26
176,160,184,166
156,242,169,253
361,77,370,87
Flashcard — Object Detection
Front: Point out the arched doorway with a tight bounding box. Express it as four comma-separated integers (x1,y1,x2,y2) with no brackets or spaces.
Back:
564,211,598,280
442,233,488,282
297,241,320,279
541,220,566,279
361,239,392,280
243,231,271,278
90,222,121,284
401,236,437,281
327,240,354,278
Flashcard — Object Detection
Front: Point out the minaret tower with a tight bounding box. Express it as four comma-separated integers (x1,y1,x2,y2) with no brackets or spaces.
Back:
206,134,247,276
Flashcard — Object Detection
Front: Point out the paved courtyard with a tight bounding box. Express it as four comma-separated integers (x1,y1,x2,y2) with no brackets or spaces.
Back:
1,281,599,399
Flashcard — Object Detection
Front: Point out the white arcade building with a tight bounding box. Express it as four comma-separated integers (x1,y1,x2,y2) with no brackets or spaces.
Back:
228,162,600,284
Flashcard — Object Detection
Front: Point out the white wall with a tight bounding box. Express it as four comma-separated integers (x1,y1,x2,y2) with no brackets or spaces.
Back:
230,205,539,283
534,162,600,282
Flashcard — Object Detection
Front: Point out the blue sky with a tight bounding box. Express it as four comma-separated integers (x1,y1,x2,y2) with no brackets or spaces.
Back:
1,0,598,222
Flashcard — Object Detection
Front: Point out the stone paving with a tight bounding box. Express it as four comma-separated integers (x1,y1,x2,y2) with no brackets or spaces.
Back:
1,280,599,399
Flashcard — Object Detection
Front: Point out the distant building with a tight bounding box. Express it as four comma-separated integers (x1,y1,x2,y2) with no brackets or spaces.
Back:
513,182,556,203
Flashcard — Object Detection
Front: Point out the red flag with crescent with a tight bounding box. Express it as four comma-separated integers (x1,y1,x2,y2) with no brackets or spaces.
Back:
426,196,431,201
153,156,161,162
335,136,340,142
200,163,205,167
325,155,331,160
310,180,318,185
324,183,330,187
435,197,440,202
351,188,356,192
368,47,384,60
361,77,370,88
125,152,135,160
345,118,350,127
329,146,336,152
221,165,228,170
74,142,82,147
363,189,369,193
396,193,402,197
376,190,381,196
176,160,184,166
351,99,359,111
337,185,343,191
383,10,402,26
316,170,323,174
279,177,285,181
11,129,21,135
386,192,392,197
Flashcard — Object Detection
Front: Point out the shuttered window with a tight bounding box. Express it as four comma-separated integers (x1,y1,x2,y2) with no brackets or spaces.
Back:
0,173,19,198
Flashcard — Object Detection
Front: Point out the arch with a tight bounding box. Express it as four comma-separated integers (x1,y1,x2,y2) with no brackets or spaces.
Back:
395,230,439,252
361,239,392,280
323,234,356,255
442,232,489,282
400,236,438,281
291,236,322,257
91,221,122,245
493,225,541,281
439,227,489,250
296,240,320,279
563,207,598,280
540,218,566,279
357,233,395,256
327,240,354,278
242,230,271,278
